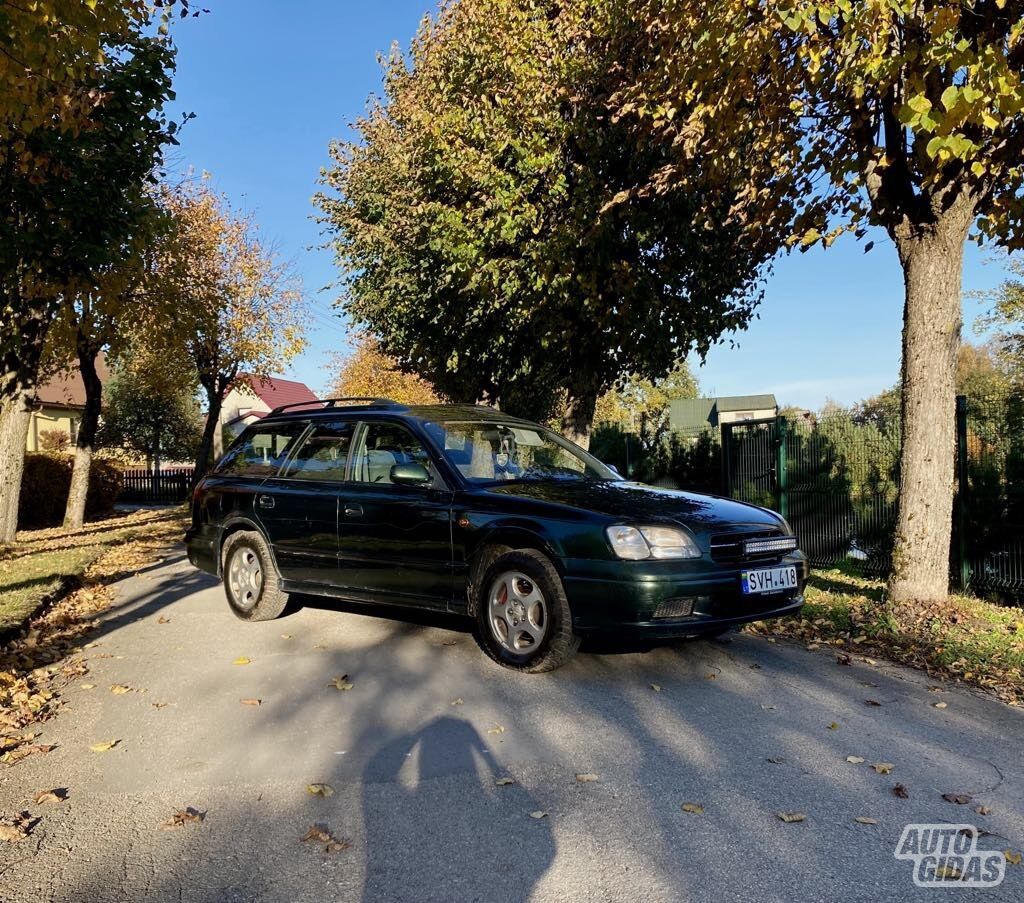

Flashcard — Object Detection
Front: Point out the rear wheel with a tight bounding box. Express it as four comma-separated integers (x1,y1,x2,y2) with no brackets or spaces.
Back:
222,530,288,622
472,549,580,672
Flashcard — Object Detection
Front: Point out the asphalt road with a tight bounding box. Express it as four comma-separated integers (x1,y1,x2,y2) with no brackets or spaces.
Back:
1,549,1022,903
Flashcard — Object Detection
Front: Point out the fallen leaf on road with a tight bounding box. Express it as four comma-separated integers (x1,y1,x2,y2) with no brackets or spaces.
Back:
837,653,852,666
450,698,463,706
976,805,992,816
935,864,963,880
933,701,948,709
704,673,717,680
158,616,170,624
777,812,806,823
854,816,878,825
943,792,972,805
1006,850,1022,866
761,704,777,711
301,825,350,853
232,657,251,666
89,740,119,752
893,784,910,799
281,634,292,639
487,725,505,735
871,763,894,774
161,807,205,830
151,702,169,710
240,698,261,707
110,685,133,695
827,722,840,730
575,773,599,783
864,699,882,707
681,802,704,815
80,683,95,690
495,778,515,786
846,756,865,764
34,789,67,804
650,683,662,693
766,756,785,764
0,812,32,843
328,675,353,691
307,783,334,797
529,811,547,819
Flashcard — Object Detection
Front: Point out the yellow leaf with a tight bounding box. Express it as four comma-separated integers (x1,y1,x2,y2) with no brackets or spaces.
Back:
827,722,839,730
451,698,464,706
1005,850,1021,866
487,725,505,734
80,683,95,690
240,698,261,706
89,740,119,752
110,684,132,694
307,783,334,797
328,675,353,691
681,802,704,815
232,657,251,666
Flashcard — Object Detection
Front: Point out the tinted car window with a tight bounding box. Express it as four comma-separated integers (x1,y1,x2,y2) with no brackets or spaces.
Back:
352,422,432,484
282,420,354,481
216,422,307,478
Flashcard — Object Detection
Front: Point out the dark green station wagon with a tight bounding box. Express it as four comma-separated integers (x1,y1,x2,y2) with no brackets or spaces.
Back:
186,398,807,672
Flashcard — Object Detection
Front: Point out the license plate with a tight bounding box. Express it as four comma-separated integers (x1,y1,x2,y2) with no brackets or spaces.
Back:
741,565,798,595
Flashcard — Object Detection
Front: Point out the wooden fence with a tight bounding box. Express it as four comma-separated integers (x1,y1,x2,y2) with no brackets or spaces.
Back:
119,467,195,505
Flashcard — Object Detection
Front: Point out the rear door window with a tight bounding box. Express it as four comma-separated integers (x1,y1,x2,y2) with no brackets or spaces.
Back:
281,420,355,482
216,422,308,477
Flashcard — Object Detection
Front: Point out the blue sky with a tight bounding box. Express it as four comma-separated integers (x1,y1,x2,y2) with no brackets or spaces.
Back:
168,1,1006,411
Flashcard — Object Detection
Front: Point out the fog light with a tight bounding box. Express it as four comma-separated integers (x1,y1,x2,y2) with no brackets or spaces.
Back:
654,597,696,619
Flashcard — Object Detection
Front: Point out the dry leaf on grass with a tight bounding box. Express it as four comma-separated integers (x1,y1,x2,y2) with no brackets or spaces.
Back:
232,657,251,666
893,784,910,799
328,675,353,691
89,740,119,752
777,811,806,823
34,788,67,804
681,802,704,815
495,778,515,786
575,773,599,783
161,807,205,830
240,698,261,707
854,816,878,825
871,763,894,774
943,792,972,805
307,783,334,797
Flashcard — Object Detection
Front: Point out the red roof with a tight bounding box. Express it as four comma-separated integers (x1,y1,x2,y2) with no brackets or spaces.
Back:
238,374,318,411
34,354,112,408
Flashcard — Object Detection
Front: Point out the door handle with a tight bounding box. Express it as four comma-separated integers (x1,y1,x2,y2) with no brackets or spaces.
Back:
257,494,275,509
344,503,363,517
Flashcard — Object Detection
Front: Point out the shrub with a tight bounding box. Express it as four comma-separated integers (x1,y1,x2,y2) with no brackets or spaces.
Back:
17,454,124,530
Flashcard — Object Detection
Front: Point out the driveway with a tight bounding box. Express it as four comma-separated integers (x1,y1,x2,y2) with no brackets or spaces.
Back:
1,548,1022,902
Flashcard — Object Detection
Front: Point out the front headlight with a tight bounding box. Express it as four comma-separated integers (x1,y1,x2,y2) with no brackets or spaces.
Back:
606,525,702,560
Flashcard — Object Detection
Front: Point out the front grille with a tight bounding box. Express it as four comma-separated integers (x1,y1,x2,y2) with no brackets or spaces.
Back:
710,527,785,564
653,596,697,619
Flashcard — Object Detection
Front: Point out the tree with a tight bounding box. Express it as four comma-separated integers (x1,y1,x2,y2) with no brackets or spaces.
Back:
99,362,202,467
0,29,177,542
593,360,699,451
609,0,1024,604
975,256,1024,382
144,180,307,487
317,0,780,448
330,333,442,405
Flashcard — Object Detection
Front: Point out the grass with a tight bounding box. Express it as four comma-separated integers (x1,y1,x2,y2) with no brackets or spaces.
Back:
748,567,1024,705
0,508,187,635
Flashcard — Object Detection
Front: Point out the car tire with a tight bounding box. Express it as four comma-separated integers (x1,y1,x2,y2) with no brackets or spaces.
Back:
472,548,580,673
221,530,288,622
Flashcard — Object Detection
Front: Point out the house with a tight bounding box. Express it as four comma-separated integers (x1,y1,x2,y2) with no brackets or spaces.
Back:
26,355,112,452
669,394,778,433
218,374,319,442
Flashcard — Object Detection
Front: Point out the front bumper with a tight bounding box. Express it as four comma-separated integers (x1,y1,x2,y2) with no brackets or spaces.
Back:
562,552,808,637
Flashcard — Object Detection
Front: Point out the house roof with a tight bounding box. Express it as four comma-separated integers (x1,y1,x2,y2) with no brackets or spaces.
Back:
33,354,112,409
669,394,779,431
236,374,318,411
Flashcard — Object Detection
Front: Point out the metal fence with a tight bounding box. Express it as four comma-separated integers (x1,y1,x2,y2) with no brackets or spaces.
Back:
597,393,1024,604
119,467,194,505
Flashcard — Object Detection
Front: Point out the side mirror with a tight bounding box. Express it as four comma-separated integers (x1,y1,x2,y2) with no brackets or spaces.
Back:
390,462,432,486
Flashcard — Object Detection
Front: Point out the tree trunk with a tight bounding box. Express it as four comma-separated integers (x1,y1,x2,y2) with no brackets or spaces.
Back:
192,386,223,492
63,336,103,531
561,373,600,450
889,216,970,605
0,385,33,543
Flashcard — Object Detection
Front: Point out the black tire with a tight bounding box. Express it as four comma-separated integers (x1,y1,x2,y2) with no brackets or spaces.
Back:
472,548,580,673
221,530,288,622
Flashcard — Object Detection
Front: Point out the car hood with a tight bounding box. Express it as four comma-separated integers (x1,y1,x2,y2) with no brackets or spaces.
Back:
482,480,783,532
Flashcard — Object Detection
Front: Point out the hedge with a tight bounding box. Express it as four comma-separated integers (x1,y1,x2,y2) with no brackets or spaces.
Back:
18,454,123,530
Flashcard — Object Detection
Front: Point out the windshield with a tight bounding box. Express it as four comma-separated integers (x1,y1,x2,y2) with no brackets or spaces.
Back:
423,420,620,485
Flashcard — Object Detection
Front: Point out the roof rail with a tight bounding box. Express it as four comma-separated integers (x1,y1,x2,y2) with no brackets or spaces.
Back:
268,397,405,415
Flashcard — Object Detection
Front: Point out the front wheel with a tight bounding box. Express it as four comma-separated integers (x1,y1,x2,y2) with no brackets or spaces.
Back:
472,549,580,673
222,530,288,622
